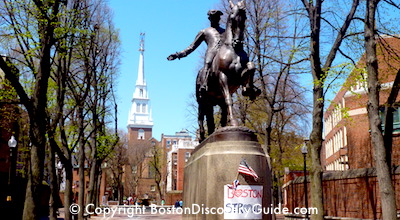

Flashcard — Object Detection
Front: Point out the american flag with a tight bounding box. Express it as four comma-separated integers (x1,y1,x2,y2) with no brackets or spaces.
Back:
238,159,259,181
228,179,240,189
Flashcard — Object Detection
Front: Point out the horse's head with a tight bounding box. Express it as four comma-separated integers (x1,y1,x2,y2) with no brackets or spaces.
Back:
229,0,246,48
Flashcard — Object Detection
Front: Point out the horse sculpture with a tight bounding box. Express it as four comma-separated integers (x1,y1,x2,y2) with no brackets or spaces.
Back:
197,0,260,142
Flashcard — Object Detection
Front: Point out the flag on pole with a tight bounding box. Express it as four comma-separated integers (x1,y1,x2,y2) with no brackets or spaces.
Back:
238,159,259,181
228,179,240,189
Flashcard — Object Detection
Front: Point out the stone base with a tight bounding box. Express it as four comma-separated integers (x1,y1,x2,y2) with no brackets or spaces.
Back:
183,126,272,220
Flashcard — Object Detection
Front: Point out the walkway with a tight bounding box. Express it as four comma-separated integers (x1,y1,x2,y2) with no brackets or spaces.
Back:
90,212,182,220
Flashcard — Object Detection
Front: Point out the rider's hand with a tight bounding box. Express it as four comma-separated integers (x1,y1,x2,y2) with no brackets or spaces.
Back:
167,53,178,61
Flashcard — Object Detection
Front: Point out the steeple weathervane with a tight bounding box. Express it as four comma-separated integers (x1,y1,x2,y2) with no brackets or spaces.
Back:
139,32,145,52
136,32,146,86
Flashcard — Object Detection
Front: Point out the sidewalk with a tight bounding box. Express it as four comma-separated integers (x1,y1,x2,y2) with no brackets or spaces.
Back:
58,207,182,220
90,212,182,219
59,207,283,219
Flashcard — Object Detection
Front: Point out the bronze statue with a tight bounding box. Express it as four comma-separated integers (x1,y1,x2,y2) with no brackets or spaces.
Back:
167,9,225,92
168,0,260,142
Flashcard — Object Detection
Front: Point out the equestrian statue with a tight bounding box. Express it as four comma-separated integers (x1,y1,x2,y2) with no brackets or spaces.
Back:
168,0,260,142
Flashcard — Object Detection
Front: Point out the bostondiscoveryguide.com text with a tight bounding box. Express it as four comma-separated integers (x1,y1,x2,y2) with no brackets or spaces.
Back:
69,203,318,218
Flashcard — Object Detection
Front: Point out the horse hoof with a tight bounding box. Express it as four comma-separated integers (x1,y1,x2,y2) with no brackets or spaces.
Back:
243,87,261,100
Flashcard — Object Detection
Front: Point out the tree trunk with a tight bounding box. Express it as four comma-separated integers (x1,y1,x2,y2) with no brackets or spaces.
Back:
309,84,324,220
306,0,325,218
95,168,103,208
86,156,97,210
78,106,86,220
87,160,101,209
64,162,73,220
48,144,59,220
364,1,397,219
23,119,47,220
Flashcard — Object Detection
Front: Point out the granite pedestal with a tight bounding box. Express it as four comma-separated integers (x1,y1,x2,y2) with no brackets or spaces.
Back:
183,126,272,220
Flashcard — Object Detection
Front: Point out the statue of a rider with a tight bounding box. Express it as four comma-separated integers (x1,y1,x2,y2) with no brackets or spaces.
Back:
167,10,225,93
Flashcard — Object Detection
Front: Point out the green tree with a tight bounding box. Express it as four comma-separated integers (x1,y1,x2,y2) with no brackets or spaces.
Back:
0,1,64,219
299,0,360,219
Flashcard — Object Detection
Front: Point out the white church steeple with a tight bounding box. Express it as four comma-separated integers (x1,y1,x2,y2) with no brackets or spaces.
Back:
127,33,153,132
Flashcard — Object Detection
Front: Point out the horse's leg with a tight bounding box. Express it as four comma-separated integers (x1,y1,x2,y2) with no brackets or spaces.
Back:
205,104,215,135
241,62,260,100
241,61,255,87
219,100,228,127
219,72,238,126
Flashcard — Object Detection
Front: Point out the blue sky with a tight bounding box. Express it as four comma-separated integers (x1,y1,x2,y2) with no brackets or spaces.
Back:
108,0,222,140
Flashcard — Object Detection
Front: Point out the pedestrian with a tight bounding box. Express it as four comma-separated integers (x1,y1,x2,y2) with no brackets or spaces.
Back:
174,200,179,208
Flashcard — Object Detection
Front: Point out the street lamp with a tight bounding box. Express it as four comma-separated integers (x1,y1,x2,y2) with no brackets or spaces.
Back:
57,159,63,190
7,136,17,202
301,138,309,220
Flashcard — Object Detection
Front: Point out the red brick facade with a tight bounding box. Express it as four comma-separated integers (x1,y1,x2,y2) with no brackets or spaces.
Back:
285,37,400,218
323,37,400,170
124,126,160,203
161,130,197,204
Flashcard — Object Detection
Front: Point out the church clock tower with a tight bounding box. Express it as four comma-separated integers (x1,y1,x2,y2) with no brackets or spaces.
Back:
127,33,153,140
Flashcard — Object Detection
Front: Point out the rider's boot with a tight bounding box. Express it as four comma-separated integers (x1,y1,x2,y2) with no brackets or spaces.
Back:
200,68,210,93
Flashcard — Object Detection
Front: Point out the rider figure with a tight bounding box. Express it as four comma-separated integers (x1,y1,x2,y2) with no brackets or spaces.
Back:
167,10,225,92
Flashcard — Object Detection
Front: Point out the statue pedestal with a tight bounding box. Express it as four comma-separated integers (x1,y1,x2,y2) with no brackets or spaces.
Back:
183,126,272,220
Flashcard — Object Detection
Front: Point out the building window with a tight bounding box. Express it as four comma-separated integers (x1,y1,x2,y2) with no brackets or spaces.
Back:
150,185,156,192
185,152,191,162
380,105,400,132
140,89,143,97
132,165,137,174
166,140,171,148
142,104,147,113
138,129,145,139
136,103,140,112
148,165,155,178
173,179,177,191
173,154,177,165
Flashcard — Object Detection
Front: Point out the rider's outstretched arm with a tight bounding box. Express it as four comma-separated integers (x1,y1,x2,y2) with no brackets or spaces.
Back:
167,30,205,60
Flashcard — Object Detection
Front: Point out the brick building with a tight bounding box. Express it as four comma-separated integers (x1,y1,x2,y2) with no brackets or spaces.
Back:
161,129,198,204
284,36,400,218
322,36,400,170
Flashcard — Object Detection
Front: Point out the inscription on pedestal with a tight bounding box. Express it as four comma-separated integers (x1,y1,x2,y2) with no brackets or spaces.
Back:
183,126,272,220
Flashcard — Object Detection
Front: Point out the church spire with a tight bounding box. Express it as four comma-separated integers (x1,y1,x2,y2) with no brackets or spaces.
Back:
127,33,153,130
136,33,145,86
